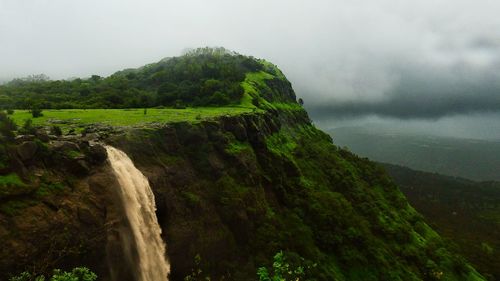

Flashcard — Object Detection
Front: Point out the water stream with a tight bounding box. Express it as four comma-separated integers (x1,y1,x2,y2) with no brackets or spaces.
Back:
106,146,170,281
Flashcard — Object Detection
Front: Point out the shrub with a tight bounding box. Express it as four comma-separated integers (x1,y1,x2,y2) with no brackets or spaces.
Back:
257,251,308,281
30,107,43,118
0,111,17,141
19,119,36,135
9,267,97,281
50,125,62,136
6,109,14,115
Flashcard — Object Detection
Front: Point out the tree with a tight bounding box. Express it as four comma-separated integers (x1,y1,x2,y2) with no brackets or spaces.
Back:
209,91,230,106
31,107,43,118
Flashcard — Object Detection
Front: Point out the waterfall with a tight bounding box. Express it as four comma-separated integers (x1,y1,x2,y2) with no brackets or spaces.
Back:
106,146,170,281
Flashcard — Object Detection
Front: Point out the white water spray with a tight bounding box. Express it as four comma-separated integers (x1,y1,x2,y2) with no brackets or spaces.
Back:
106,146,170,281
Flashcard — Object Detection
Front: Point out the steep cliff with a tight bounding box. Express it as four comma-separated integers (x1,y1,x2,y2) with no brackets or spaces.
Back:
0,51,487,280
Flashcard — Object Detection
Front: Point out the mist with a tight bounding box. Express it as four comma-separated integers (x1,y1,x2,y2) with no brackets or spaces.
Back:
1,0,500,139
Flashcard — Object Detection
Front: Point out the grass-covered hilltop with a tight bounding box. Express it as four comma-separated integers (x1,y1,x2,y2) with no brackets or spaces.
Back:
1,47,270,109
0,48,488,280
2,47,299,132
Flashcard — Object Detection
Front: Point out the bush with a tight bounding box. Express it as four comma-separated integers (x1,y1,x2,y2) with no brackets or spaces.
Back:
19,119,36,135
257,251,309,281
6,109,14,115
50,125,62,136
30,107,43,118
0,111,17,141
9,267,97,281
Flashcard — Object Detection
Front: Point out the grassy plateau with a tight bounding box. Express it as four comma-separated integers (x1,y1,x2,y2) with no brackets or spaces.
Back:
10,107,257,129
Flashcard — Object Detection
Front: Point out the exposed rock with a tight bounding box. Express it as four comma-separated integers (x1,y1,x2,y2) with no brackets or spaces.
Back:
16,141,38,162
35,130,50,142
77,207,99,225
76,160,91,175
88,145,107,164
82,133,101,142
50,140,79,152
15,135,35,144
222,117,247,141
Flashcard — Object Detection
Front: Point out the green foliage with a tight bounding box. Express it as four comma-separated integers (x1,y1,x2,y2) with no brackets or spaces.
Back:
9,267,96,281
19,119,36,135
50,125,62,136
224,141,251,155
0,110,17,141
35,182,66,197
0,173,25,188
30,107,43,118
384,163,500,279
184,254,211,281
257,251,310,281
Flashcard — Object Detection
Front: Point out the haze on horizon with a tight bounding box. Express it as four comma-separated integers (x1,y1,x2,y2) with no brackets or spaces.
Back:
1,0,500,139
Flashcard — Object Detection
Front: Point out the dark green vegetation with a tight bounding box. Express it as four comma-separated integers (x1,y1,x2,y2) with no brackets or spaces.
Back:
0,47,264,109
383,163,500,280
10,267,96,281
0,50,486,280
257,251,312,281
329,126,500,181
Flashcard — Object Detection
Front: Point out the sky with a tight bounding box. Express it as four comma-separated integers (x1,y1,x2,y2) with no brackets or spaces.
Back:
1,0,500,139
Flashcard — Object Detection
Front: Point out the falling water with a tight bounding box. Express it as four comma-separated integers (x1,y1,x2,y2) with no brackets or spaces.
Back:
106,146,170,281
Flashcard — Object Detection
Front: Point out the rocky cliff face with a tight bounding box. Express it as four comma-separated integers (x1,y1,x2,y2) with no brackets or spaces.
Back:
0,137,111,278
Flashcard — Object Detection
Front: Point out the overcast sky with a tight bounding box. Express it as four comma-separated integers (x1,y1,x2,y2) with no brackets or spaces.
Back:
1,0,500,138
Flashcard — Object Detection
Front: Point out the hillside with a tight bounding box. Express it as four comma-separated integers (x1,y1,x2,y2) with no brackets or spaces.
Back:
329,126,500,181
0,50,486,280
382,163,500,280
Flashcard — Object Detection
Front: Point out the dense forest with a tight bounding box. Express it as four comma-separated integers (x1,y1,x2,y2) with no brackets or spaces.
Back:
0,48,264,109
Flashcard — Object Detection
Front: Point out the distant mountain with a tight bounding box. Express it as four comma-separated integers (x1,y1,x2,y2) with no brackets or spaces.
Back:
382,163,500,280
329,126,500,181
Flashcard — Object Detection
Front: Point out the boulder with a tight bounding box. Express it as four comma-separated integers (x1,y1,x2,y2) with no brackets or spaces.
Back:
35,130,50,142
51,141,79,152
16,141,38,161
88,145,107,164
14,135,35,144
77,207,99,225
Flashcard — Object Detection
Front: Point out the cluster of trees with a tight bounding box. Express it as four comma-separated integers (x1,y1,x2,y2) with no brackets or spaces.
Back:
0,47,263,110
